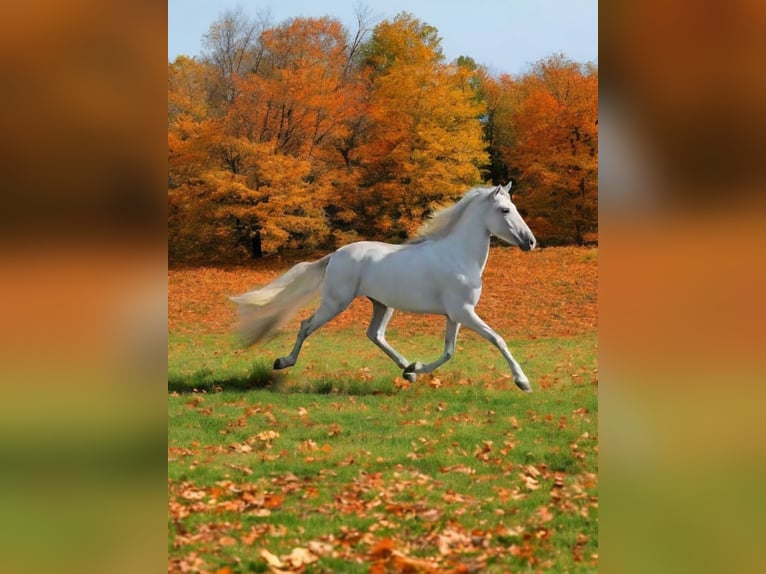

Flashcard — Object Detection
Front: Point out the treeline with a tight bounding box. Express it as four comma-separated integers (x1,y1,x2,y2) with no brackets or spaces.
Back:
169,9,597,262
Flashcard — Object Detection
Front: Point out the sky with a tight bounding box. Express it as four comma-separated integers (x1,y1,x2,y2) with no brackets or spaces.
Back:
168,0,597,76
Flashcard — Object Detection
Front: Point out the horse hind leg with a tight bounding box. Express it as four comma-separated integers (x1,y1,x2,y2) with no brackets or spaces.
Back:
274,295,351,370
366,299,410,370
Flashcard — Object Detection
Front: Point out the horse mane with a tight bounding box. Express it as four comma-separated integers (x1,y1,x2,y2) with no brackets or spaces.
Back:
408,186,496,243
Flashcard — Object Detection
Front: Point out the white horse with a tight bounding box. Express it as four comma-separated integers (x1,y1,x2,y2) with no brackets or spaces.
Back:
230,183,537,391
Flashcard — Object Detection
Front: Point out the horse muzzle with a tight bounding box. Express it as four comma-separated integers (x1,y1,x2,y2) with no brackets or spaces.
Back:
520,234,536,251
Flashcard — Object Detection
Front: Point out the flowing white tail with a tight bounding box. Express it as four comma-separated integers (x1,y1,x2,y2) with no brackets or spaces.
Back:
229,255,331,346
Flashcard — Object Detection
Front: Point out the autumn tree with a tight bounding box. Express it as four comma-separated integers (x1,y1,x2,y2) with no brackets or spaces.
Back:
498,55,598,245
344,12,488,239
472,66,512,185
169,16,373,260
168,56,222,260
168,12,597,262
221,16,371,253
201,7,270,111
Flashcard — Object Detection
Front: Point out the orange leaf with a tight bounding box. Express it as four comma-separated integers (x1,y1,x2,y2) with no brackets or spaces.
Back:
369,538,395,559
263,494,285,509
536,505,554,523
393,377,410,390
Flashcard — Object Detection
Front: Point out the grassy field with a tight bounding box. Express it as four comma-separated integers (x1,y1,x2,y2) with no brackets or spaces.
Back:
168,247,598,573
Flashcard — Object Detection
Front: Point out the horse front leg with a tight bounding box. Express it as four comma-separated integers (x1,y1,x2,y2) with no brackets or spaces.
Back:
451,305,532,392
404,317,461,380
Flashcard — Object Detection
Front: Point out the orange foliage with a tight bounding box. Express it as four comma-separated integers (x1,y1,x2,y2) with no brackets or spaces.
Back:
493,55,598,244
169,15,597,262
169,13,497,260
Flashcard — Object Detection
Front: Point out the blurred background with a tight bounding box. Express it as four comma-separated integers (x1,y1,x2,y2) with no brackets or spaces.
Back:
0,2,166,573
600,1,766,572
0,0,764,572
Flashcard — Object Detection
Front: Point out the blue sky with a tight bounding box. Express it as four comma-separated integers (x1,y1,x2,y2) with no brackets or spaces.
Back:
168,0,597,76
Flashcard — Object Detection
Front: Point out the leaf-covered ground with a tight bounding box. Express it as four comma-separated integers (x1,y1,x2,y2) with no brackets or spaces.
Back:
168,246,597,340
168,246,598,573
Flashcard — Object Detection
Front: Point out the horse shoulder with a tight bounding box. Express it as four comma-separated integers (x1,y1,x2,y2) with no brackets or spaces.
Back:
434,249,482,287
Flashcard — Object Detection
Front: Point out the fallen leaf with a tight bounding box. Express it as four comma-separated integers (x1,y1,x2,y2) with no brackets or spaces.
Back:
180,488,207,501
263,494,285,509
299,439,318,452
419,507,441,522
307,540,334,557
392,551,440,572
259,549,283,568
240,529,261,546
224,463,253,475
254,430,280,442
186,397,203,407
522,464,541,477
393,377,410,390
475,440,494,461
520,473,540,490
264,411,278,425
536,505,554,523
369,538,395,559
284,547,318,568
441,464,476,475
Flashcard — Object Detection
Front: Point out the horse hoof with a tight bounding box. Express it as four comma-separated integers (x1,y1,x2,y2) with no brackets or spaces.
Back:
515,379,532,393
274,357,289,370
403,362,421,383
403,361,422,374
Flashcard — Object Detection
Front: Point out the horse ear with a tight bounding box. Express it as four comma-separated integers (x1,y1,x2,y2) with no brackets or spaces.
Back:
503,181,513,193
493,186,502,197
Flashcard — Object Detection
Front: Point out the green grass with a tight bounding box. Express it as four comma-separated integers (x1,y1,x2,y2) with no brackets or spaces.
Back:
169,328,598,572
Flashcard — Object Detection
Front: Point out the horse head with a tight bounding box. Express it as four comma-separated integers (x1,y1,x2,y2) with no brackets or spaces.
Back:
485,183,536,251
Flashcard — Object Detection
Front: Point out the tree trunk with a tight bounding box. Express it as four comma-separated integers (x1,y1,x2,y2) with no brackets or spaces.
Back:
251,230,263,258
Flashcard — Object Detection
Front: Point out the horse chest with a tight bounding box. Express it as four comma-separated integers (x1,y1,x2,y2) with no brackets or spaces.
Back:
452,272,483,303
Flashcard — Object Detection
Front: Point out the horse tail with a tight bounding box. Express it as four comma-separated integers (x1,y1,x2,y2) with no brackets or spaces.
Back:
229,254,332,347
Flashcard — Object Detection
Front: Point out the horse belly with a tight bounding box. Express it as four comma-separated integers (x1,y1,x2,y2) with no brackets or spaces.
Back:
359,259,446,314
333,241,454,314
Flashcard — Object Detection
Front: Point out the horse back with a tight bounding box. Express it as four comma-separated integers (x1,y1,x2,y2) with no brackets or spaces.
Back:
327,240,454,313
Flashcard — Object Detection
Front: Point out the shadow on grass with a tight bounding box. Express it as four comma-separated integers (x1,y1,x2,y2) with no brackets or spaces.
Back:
168,361,280,394
168,362,398,396
300,375,397,396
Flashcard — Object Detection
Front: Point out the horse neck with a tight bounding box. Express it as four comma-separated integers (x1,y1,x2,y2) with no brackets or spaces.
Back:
440,204,491,273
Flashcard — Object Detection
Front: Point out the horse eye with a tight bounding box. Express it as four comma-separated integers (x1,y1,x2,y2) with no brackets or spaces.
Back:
501,208,510,214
